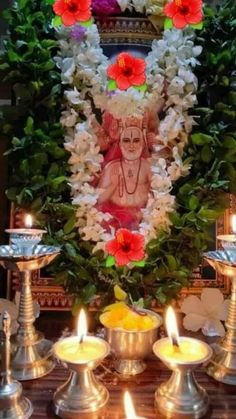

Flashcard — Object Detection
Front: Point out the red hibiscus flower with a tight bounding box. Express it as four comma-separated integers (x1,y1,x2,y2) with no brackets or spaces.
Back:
53,0,91,26
106,228,145,267
164,0,203,29
107,52,146,91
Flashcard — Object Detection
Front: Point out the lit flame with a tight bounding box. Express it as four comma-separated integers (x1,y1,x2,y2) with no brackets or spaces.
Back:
25,214,33,228
166,306,180,347
232,215,236,234
124,391,137,419
77,309,87,343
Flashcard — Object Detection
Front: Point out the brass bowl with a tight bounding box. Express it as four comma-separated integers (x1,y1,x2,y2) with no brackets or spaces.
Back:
100,309,162,375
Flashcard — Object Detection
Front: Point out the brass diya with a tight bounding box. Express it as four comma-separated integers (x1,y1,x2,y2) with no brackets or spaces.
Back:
0,311,33,418
0,244,60,381
53,336,110,418
204,250,236,385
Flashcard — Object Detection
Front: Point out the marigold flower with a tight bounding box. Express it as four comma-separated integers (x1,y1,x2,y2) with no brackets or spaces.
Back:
106,228,145,266
107,52,146,90
164,0,203,29
53,0,92,26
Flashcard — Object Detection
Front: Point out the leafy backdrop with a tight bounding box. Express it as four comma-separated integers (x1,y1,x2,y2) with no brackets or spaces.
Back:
0,0,235,310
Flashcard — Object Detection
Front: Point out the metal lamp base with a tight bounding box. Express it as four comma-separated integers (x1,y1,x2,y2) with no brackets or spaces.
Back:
207,343,236,385
204,251,236,385
11,338,55,381
114,359,146,375
155,370,209,419
0,380,33,419
53,370,109,419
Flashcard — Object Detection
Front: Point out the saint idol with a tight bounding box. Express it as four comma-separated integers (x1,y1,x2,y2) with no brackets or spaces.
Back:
96,122,152,231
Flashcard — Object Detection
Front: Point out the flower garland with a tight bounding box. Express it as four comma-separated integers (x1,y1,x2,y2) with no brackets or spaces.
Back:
54,1,202,265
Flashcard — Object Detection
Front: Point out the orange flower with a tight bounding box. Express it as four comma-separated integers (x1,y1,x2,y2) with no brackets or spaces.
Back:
106,228,145,266
164,0,203,29
107,52,146,90
53,0,91,26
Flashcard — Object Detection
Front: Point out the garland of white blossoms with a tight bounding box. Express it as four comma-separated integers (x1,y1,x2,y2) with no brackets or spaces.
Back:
55,20,202,253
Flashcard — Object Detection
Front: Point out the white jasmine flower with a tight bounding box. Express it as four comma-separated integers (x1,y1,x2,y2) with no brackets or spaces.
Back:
181,288,229,337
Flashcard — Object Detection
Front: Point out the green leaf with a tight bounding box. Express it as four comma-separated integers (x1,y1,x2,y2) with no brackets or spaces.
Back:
191,21,203,29
133,260,146,267
105,255,115,267
133,83,147,92
191,133,213,145
80,18,93,27
49,176,67,187
107,80,117,91
201,145,212,163
65,243,77,258
63,215,76,234
52,15,62,27
188,196,199,210
164,18,173,30
166,255,177,271
24,116,34,135
0,63,10,70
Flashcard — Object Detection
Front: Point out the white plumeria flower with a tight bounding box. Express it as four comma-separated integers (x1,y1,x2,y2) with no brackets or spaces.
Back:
181,288,230,337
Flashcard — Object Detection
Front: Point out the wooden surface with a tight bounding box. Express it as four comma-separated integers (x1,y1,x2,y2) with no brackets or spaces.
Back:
19,313,236,418
22,350,236,418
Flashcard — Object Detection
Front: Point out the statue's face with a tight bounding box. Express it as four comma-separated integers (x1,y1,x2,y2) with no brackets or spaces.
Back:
120,127,143,161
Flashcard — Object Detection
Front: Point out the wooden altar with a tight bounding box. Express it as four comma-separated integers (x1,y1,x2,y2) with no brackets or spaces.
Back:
21,313,236,418
22,355,236,418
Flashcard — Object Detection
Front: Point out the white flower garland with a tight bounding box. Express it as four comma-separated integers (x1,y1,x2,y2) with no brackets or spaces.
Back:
56,20,202,252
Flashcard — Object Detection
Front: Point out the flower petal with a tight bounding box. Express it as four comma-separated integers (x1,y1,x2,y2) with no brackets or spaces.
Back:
181,295,206,316
115,249,130,266
118,52,134,68
164,2,178,18
128,248,145,261
183,313,206,332
61,10,77,26
106,238,120,255
78,0,92,12
202,319,226,337
53,0,68,15
133,58,146,75
116,74,131,90
186,10,203,24
107,63,121,80
201,288,224,316
129,72,146,86
172,12,188,29
74,8,91,22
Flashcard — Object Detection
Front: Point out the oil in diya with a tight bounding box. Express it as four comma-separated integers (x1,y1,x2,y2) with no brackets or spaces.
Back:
153,306,212,419
53,309,110,419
